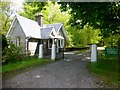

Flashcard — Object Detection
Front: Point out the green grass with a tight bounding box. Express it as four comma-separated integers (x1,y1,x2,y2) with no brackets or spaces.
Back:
87,50,119,87
1,56,53,74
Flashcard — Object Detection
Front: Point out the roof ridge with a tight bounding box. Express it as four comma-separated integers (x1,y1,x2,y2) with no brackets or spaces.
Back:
16,14,38,25
15,14,41,39
40,26,53,29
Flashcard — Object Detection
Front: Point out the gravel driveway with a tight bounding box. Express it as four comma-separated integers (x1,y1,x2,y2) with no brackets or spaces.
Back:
3,51,106,88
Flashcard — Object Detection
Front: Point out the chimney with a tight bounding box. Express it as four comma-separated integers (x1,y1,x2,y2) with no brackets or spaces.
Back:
35,12,44,27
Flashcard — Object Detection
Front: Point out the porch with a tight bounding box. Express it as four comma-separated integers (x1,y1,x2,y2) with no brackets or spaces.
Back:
26,37,65,60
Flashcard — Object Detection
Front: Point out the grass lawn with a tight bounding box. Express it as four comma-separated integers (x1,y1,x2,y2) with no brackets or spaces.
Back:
88,50,119,87
1,56,54,79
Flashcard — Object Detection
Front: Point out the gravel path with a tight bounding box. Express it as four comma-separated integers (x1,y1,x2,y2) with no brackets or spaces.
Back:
3,51,106,88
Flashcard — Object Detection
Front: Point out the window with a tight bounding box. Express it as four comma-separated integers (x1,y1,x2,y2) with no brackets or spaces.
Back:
16,36,20,46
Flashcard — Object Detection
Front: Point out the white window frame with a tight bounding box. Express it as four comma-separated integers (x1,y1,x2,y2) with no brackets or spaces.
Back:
16,36,20,47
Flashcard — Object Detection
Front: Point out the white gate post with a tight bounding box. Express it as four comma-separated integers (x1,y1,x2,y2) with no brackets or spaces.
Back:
91,44,97,62
51,39,56,60
38,44,43,58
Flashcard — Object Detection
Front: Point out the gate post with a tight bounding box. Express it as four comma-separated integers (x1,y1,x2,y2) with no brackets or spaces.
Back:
51,44,56,60
38,44,43,58
91,44,97,62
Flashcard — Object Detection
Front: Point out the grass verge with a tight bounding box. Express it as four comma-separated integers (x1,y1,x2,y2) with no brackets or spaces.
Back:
87,50,119,87
1,56,54,80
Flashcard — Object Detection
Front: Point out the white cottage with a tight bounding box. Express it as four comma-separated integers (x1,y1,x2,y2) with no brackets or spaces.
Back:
6,13,68,57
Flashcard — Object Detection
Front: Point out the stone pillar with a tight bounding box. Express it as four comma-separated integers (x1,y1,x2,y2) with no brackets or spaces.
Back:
51,39,56,60
38,44,43,58
91,44,97,62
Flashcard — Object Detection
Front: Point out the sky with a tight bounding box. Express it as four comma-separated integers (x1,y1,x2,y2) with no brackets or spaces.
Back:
10,0,25,11
11,0,24,6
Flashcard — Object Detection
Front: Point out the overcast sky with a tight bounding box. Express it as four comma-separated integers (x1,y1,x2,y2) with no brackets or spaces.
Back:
11,0,24,11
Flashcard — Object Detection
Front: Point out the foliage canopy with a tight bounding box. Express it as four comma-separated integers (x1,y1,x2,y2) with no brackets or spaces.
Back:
0,1,13,35
20,2,47,20
59,2,120,37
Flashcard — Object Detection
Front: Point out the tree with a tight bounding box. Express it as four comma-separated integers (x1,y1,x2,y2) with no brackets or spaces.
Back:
67,25,102,47
0,1,13,35
2,34,8,52
103,34,120,47
42,2,70,24
21,2,70,24
20,2,47,20
58,2,120,37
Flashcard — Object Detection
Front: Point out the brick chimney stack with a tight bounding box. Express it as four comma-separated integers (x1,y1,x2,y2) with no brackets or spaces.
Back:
35,12,44,27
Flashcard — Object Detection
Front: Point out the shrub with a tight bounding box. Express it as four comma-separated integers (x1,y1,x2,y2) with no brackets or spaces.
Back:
103,34,120,47
117,36,120,47
2,44,25,65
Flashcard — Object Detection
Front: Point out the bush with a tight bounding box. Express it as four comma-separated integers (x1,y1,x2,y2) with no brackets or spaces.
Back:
2,44,25,65
117,36,120,47
103,34,120,47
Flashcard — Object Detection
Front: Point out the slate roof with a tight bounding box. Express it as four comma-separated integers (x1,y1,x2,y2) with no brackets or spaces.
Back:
16,14,41,39
7,14,67,40
40,27,54,39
